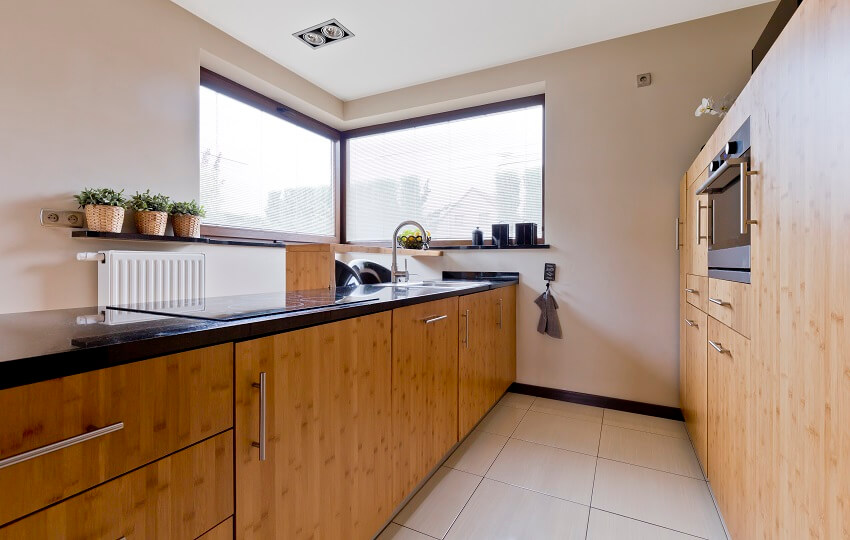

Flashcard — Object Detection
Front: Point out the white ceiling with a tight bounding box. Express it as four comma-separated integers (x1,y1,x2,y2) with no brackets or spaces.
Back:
173,0,773,101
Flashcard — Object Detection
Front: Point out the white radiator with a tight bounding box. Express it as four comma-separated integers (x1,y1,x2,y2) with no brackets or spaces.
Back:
77,250,205,324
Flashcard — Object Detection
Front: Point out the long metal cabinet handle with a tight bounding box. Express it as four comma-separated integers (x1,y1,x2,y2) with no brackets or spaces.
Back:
684,319,697,327
739,160,748,234
708,340,729,354
697,201,708,243
675,218,682,251
498,299,503,329
251,372,267,461
708,297,727,306
463,309,470,349
0,422,124,470
423,315,447,324
708,199,717,246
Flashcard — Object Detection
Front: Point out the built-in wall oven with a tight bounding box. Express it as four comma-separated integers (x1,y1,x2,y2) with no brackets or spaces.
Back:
697,118,755,284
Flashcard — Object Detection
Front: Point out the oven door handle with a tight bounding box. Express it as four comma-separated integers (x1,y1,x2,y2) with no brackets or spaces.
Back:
737,159,760,234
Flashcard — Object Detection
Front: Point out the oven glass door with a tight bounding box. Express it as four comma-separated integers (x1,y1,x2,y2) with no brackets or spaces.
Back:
709,175,750,251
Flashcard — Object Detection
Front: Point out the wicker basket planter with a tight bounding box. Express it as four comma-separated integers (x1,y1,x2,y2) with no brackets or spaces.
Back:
84,204,124,233
172,214,201,238
134,210,168,236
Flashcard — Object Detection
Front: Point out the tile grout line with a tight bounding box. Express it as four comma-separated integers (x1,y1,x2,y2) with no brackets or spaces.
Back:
481,476,591,507
442,398,533,539
591,509,709,540
593,456,705,481
584,410,604,540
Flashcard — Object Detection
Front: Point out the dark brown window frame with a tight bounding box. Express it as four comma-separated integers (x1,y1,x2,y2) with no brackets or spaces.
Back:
198,68,545,246
199,68,342,244
341,94,546,246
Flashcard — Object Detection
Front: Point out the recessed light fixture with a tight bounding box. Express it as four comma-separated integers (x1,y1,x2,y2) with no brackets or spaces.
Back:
294,19,353,49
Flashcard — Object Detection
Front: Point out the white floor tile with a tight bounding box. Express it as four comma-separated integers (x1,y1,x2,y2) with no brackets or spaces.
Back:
603,410,689,439
592,458,726,540
512,410,601,455
486,438,596,504
530,397,604,423
444,430,508,476
498,392,536,410
598,425,704,479
445,478,589,540
475,404,526,436
586,509,703,540
378,523,437,540
393,467,482,539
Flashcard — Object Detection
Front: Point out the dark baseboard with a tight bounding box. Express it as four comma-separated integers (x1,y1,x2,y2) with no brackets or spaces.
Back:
508,383,684,421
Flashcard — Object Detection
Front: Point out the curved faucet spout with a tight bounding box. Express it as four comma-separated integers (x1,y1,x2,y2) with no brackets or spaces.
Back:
391,220,427,283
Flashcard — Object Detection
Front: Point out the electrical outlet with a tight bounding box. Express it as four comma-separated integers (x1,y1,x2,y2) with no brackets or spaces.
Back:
637,73,652,87
40,208,85,228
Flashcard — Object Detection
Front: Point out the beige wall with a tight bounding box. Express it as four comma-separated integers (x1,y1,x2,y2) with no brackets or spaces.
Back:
0,0,775,406
340,4,776,407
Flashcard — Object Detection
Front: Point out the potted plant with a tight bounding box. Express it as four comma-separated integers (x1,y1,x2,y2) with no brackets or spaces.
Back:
169,200,206,238
127,190,171,236
74,188,127,233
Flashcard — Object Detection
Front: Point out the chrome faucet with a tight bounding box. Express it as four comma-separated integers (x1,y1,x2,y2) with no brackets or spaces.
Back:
391,220,427,283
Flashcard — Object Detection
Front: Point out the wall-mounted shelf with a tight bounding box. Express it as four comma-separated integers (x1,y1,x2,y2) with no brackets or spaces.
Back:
71,230,286,248
332,244,443,257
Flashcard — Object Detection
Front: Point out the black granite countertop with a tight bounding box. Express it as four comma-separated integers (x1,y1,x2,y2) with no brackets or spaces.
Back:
0,273,518,390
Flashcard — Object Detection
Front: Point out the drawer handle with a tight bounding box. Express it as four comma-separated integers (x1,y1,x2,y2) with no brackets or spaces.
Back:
709,340,729,354
708,297,728,306
684,319,698,328
0,422,124,470
422,315,448,324
684,288,697,294
251,372,267,461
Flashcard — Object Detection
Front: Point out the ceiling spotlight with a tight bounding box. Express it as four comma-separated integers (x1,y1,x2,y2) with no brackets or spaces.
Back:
294,19,353,49
321,25,344,39
302,32,325,46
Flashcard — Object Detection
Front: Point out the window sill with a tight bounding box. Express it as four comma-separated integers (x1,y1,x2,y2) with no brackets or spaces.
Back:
439,244,550,250
71,230,286,248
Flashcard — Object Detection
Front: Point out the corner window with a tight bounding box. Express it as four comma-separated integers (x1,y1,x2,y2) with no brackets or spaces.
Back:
345,97,544,243
199,69,339,242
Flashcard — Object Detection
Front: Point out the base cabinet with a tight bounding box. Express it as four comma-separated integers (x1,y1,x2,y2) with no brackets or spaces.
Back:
494,285,517,398
0,432,233,540
391,297,459,505
458,292,497,437
234,312,394,539
683,304,708,476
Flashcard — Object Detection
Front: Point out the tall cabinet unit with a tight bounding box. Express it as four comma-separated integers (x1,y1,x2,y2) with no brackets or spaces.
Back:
234,313,394,539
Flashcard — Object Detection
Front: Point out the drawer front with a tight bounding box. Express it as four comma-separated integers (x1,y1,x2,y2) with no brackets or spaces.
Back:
0,431,233,540
0,344,233,526
685,274,709,312
707,279,752,338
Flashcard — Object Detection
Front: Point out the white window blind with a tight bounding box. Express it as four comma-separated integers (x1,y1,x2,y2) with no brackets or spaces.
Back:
346,103,543,242
199,86,335,237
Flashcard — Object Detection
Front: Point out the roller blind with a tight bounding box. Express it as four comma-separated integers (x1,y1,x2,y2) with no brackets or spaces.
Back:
199,86,335,237
346,103,543,242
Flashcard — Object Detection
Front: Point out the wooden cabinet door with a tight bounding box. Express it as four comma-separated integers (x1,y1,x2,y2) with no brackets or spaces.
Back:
687,167,709,277
458,291,497,437
392,297,459,504
707,318,752,540
683,304,708,476
495,285,517,398
0,432,233,540
235,313,393,540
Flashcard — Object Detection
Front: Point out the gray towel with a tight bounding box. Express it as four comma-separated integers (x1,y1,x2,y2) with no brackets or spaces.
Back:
535,289,562,339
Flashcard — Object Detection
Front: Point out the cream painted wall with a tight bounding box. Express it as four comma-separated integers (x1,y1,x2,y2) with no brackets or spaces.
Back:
0,0,775,405
340,4,777,407
0,0,347,313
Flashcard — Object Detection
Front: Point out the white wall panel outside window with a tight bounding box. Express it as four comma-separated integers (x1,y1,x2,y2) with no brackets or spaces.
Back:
346,102,543,242
199,86,335,237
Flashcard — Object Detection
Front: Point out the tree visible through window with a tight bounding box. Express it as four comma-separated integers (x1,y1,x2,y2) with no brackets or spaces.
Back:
346,100,543,242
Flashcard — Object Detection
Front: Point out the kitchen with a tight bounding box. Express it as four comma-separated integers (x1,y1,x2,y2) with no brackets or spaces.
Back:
0,0,847,538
